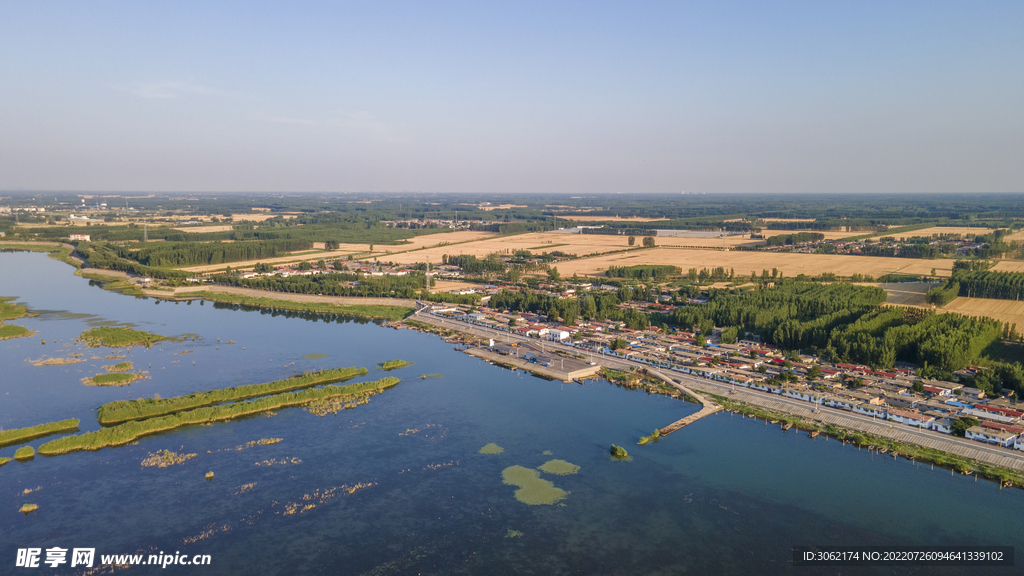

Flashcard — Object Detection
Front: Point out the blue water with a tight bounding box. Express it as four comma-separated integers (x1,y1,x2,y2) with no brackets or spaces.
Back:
1,252,1021,575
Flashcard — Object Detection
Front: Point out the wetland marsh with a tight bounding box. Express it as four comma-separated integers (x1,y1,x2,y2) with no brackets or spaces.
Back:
2,251,1023,575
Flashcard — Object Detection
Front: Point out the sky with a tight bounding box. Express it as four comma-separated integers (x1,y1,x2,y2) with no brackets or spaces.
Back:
0,1,1022,194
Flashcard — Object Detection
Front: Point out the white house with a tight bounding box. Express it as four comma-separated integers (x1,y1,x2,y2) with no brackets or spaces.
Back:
966,426,1017,448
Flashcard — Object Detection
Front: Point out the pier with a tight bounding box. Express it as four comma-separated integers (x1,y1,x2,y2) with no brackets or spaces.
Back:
647,368,723,436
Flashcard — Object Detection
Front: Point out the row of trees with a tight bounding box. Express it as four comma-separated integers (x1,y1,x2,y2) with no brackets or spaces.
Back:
605,265,680,280
129,239,313,267
764,232,825,246
442,254,506,275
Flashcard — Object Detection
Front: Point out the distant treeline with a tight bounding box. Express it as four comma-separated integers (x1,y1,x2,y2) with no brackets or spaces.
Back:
764,232,825,246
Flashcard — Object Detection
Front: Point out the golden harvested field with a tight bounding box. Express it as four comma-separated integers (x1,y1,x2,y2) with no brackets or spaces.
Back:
885,226,996,240
230,213,297,222
992,260,1024,273
562,216,669,222
479,204,527,211
942,297,1024,329
380,231,762,265
762,229,855,240
430,280,487,293
177,230,496,273
549,247,958,279
174,225,234,233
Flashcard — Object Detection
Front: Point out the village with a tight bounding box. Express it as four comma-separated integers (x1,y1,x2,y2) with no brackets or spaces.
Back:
418,298,1024,454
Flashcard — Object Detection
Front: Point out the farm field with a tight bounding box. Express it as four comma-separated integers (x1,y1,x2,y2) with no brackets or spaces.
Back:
991,260,1024,273
942,297,1024,331
765,229,856,240
875,282,939,307
176,230,498,273
229,213,298,222
381,231,763,265
173,224,234,233
548,247,959,279
561,215,671,222
885,226,997,240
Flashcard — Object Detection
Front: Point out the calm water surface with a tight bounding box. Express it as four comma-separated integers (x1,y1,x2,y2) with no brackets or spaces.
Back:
1,253,1021,575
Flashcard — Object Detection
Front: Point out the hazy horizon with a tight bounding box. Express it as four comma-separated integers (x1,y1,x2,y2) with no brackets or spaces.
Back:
2,2,1022,194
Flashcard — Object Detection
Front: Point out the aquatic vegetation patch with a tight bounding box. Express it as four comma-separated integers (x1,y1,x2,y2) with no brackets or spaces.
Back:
97,365,369,424
0,419,80,447
0,297,28,320
0,457,11,467
77,326,171,348
106,354,128,359
420,373,444,379
637,429,661,445
234,482,257,495
542,450,553,456
82,371,148,387
307,395,370,416
26,354,87,366
103,361,134,373
173,350,193,356
537,459,580,476
14,446,35,461
302,353,329,360
0,324,33,340
479,443,504,454
501,465,568,505
255,457,302,466
276,482,377,516
174,290,413,321
610,444,630,460
506,529,523,538
39,377,400,456
20,503,38,514
141,449,197,468
379,359,408,371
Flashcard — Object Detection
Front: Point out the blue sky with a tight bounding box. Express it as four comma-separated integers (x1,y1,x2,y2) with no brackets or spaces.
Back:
1,1,1021,193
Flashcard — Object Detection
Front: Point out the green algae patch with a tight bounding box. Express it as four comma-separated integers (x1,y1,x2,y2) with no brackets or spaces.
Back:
302,353,329,360
506,529,523,538
479,443,504,455
14,446,35,461
502,465,568,506
537,459,580,476
542,450,553,456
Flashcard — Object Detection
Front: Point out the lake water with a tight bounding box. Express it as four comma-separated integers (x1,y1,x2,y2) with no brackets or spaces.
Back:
1,252,1021,575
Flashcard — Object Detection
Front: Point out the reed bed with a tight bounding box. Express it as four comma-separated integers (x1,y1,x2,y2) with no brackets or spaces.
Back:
97,366,368,424
82,372,147,387
77,326,170,348
103,361,133,373
0,419,80,447
40,377,400,456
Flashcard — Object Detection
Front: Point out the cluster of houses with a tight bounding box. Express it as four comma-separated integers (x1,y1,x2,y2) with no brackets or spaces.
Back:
425,303,1024,452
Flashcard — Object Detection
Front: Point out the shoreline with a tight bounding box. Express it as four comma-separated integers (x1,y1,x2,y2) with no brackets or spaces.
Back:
5,244,1023,486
